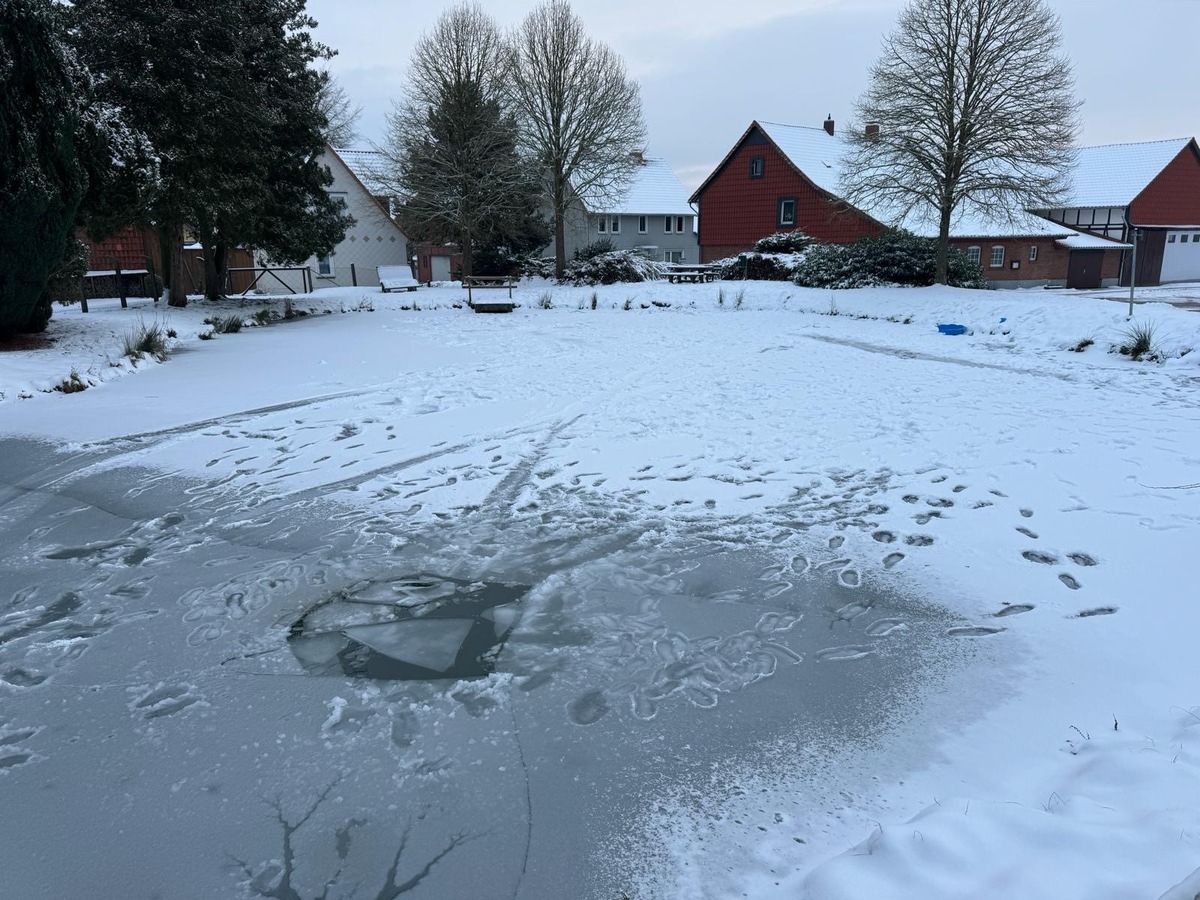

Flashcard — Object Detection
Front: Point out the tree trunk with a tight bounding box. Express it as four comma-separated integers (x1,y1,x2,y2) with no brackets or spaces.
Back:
936,203,952,285
553,174,567,279
215,244,229,296
460,234,474,279
157,224,173,301
201,237,221,301
167,224,187,307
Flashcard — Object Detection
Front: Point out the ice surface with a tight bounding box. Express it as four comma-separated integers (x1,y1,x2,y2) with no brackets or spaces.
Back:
343,619,474,673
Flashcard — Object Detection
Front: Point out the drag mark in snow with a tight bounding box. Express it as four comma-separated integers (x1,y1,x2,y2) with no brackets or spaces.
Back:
802,334,1074,380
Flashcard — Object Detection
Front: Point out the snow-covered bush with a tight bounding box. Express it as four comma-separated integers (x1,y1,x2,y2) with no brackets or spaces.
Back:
753,230,812,253
560,250,665,285
717,251,805,281
573,238,616,261
794,229,989,289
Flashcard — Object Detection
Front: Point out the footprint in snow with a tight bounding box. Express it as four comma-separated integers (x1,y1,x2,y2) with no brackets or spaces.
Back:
132,684,206,720
1074,606,1117,618
994,604,1035,618
947,625,1006,637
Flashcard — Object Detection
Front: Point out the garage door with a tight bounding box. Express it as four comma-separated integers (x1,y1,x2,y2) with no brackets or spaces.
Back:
1160,231,1200,283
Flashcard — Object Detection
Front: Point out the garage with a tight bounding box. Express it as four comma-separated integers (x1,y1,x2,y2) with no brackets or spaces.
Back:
1160,230,1200,283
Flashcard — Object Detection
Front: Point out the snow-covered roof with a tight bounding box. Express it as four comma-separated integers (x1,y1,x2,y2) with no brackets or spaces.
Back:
728,120,1179,241
583,157,694,216
331,147,392,197
756,121,847,196
1060,138,1192,208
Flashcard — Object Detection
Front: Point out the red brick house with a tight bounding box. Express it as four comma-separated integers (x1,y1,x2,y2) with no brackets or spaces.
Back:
690,119,881,262
692,118,1141,288
1037,138,1200,286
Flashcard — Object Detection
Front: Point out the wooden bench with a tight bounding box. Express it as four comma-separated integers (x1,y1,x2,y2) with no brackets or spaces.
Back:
464,275,518,312
665,264,720,284
378,265,419,292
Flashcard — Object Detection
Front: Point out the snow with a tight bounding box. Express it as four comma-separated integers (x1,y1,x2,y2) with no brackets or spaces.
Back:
1062,138,1194,208
1,281,1199,898
582,156,696,216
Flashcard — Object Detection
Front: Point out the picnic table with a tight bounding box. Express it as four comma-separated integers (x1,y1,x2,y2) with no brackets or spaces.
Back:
665,264,720,284
464,275,518,312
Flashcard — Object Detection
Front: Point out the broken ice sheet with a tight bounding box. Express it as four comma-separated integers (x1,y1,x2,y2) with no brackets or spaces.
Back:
344,620,474,673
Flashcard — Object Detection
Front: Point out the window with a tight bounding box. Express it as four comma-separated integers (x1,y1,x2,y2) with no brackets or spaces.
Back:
778,197,797,227
750,156,765,178
1193,234,1200,242
674,216,685,233
610,217,621,234
665,250,685,263
317,252,333,276
664,216,673,233
1029,245,1038,262
966,246,981,265
990,246,1005,268
598,217,607,234
638,216,647,234
1168,234,1176,243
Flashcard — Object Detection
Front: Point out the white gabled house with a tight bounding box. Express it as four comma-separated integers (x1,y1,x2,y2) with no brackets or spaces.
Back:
555,154,698,263
259,145,410,293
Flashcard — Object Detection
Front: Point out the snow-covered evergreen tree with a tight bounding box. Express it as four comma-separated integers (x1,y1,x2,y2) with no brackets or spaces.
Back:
72,0,351,305
0,0,85,338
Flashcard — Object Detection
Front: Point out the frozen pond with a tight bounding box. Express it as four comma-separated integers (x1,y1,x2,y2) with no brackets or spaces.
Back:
0,430,987,900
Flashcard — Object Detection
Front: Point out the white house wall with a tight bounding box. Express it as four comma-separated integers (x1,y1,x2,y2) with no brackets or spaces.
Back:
258,150,409,294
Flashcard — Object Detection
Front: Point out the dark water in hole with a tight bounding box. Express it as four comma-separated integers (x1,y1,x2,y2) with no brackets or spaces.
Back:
287,573,529,680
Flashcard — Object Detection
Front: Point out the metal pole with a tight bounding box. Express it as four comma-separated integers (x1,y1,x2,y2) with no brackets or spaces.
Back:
351,263,357,287
1128,228,1138,318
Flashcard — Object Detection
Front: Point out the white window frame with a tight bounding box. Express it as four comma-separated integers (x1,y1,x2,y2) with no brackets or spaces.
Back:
665,249,685,263
1029,245,1038,262
749,156,765,178
610,216,621,234
597,217,607,234
638,215,647,234
675,216,685,233
778,198,797,228
664,216,673,233
990,245,1005,268
966,246,981,265
317,252,334,276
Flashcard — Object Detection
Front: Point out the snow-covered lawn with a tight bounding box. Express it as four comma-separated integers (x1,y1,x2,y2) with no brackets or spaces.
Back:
1,281,1198,899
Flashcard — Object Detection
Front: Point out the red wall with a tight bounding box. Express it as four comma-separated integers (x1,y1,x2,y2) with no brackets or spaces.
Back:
948,237,1122,283
1131,143,1200,226
696,138,878,262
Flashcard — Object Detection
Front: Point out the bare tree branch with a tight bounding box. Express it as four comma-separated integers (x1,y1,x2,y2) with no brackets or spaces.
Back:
317,72,362,148
508,0,646,277
840,0,1082,283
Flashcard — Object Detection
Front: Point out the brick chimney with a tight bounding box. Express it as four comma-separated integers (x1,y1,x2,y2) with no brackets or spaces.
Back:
823,115,835,136
865,123,880,139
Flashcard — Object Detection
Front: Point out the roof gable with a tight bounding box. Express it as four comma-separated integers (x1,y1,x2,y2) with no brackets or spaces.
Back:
1062,138,1193,207
579,157,694,216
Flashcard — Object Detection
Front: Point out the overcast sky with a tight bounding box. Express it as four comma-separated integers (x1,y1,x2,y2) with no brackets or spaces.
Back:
306,0,1200,193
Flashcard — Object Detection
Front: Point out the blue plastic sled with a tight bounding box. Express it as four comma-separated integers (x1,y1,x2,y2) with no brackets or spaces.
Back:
937,323,967,335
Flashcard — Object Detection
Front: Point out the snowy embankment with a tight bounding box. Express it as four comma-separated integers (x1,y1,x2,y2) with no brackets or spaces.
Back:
2,279,1199,899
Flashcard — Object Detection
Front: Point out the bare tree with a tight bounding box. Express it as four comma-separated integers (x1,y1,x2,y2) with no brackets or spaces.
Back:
839,0,1082,284
317,72,362,148
382,2,543,277
509,0,646,278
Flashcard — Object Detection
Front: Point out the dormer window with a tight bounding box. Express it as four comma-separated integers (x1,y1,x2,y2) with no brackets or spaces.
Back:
750,156,765,179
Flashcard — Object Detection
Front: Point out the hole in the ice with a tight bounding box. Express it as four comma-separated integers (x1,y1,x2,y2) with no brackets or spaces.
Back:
288,574,529,680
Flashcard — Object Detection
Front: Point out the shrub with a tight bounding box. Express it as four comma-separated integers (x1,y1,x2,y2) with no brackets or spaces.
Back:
252,308,279,327
793,229,989,289
198,330,214,341
1118,321,1159,361
56,369,87,393
123,321,168,361
203,315,243,334
589,291,598,310
45,238,89,307
573,238,615,261
1069,336,1094,353
560,250,665,286
754,231,812,253
537,291,554,309
717,252,803,281
519,256,555,280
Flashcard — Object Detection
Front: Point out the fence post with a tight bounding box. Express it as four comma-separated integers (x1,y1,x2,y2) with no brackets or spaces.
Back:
351,263,358,286
116,263,127,308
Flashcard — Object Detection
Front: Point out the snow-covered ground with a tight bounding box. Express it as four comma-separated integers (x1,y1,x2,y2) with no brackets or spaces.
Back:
1,281,1198,899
